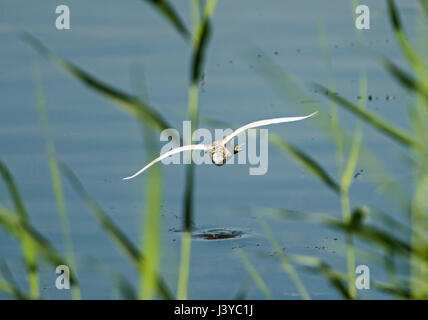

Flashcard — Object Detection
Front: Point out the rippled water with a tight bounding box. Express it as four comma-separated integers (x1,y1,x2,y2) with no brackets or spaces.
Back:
0,0,420,299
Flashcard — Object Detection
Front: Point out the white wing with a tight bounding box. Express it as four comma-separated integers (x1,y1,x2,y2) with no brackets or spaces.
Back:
222,112,317,145
123,144,208,180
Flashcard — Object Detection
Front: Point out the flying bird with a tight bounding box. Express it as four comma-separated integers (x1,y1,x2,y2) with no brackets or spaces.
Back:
123,112,317,180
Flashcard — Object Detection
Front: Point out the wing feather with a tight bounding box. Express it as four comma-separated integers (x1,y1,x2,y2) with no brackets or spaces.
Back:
222,112,317,145
123,144,207,180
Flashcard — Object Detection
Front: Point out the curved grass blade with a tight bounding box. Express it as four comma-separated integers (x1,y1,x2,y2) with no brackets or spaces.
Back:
0,277,28,300
292,254,412,299
269,133,340,194
289,255,352,299
251,53,410,213
264,206,419,260
21,33,177,137
374,281,411,299
33,65,81,300
387,0,428,86
314,83,428,154
0,161,38,299
60,164,172,300
233,277,252,300
190,0,217,84
0,261,29,300
0,204,78,289
141,0,190,40
382,58,428,104
83,257,137,300
0,161,28,220
260,219,310,300
236,248,273,299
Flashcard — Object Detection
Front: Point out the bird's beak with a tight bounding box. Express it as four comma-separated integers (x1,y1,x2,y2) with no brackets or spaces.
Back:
234,144,244,153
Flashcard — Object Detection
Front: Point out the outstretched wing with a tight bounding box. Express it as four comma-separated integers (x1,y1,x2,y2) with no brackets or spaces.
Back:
222,112,317,145
123,144,208,180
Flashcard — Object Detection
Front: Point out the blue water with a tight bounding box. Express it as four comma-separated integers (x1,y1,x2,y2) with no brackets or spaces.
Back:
0,0,421,299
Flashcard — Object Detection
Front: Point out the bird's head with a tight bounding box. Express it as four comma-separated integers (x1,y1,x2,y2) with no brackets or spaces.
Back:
234,144,244,154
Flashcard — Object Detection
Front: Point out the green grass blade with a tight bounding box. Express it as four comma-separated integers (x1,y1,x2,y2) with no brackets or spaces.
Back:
60,164,172,299
264,207,418,260
0,161,28,220
339,70,366,299
260,219,310,300
0,261,29,300
341,72,366,192
252,54,410,212
233,278,252,300
141,0,190,40
0,277,28,300
139,128,163,300
33,65,81,300
421,0,428,18
177,0,218,300
0,161,38,299
387,0,428,87
83,257,137,300
314,83,428,154
0,204,78,288
269,133,340,194
382,57,428,109
190,0,217,84
317,17,344,175
289,255,351,299
236,248,273,299
410,168,428,298
177,231,192,299
21,33,177,137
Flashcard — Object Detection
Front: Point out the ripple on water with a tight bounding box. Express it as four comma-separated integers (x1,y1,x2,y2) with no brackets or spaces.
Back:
191,228,248,241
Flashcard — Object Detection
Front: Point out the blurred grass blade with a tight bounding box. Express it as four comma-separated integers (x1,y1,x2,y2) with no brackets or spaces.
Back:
21,33,177,137
382,57,428,104
374,281,411,299
0,262,29,300
0,161,28,220
178,0,218,300
421,0,428,18
142,0,190,40
341,70,366,193
236,248,273,299
387,0,428,86
0,204,78,288
317,18,344,175
410,169,428,299
269,133,340,194
260,219,310,300
339,69,366,299
252,53,410,212
139,127,163,300
83,257,137,300
33,65,81,300
290,255,351,299
177,231,192,299
190,0,217,84
314,83,428,154
234,278,252,300
265,207,418,260
60,164,172,299
0,160,38,299
0,277,28,300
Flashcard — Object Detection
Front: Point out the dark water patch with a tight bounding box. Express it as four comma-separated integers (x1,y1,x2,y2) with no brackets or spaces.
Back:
191,228,247,241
